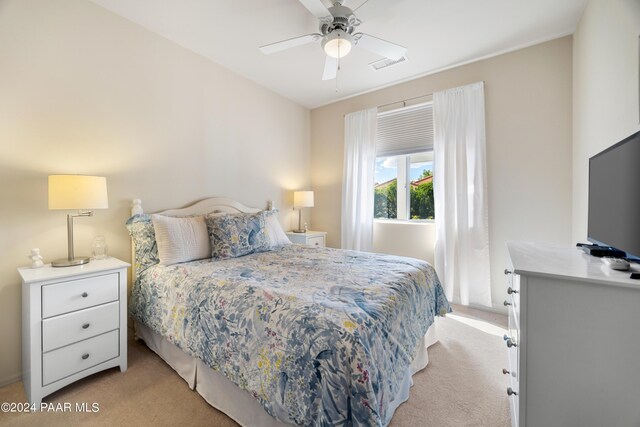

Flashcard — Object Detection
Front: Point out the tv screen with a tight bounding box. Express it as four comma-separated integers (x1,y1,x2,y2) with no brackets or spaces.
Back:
588,130,640,260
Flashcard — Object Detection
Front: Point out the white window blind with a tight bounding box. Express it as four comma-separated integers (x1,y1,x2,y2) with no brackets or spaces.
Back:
376,102,433,157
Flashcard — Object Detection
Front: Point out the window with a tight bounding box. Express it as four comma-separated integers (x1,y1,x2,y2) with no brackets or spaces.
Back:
374,156,398,219
409,152,434,219
374,102,434,220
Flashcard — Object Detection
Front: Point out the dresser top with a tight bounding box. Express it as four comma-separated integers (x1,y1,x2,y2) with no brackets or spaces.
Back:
507,241,640,290
19,257,130,284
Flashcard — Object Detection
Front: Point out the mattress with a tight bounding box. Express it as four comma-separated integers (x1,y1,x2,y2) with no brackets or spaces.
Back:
130,245,450,426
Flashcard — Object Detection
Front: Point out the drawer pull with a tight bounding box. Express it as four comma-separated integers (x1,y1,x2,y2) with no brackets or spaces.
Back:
81,292,89,298
502,368,510,375
504,269,513,275
81,353,90,360
507,287,518,295
503,300,512,306
507,387,518,396
503,334,517,347
82,323,90,329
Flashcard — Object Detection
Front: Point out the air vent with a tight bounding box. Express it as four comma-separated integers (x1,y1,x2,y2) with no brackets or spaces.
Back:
369,55,408,71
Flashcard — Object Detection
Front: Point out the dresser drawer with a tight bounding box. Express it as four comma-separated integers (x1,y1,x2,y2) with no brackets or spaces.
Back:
507,361,519,427
307,236,325,248
42,329,119,386
42,301,119,352
42,273,119,318
506,272,520,320
510,273,521,316
506,303,519,427
507,306,519,369
507,336,518,384
508,388,519,427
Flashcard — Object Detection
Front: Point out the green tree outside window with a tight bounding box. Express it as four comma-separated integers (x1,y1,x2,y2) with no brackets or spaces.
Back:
374,169,434,220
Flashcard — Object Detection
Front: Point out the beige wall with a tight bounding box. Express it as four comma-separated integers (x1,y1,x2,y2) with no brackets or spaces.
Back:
310,37,573,311
572,0,640,242
0,0,310,385
373,222,436,265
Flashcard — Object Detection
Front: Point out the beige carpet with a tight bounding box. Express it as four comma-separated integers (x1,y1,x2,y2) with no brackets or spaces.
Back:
0,305,511,427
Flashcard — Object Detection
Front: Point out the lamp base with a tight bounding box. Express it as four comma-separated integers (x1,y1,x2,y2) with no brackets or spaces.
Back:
52,256,91,267
291,229,306,233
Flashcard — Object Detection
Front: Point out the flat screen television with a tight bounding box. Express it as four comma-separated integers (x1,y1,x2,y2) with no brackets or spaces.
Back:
588,129,640,261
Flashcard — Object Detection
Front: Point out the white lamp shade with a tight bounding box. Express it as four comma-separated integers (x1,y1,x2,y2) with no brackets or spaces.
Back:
293,191,314,208
48,175,108,210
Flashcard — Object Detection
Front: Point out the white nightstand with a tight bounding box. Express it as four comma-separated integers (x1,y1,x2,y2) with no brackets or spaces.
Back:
286,230,327,248
19,257,129,407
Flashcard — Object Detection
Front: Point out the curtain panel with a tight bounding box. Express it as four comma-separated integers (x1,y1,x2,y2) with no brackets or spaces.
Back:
341,108,378,251
433,82,492,307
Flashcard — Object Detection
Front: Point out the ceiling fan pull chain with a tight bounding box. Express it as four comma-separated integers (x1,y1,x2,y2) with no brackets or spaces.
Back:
335,47,340,92
338,36,341,70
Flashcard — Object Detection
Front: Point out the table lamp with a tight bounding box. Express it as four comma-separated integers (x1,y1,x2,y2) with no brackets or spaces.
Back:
48,175,108,267
293,190,314,233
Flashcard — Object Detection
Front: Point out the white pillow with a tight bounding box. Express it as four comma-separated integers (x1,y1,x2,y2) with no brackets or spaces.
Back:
151,214,211,265
264,211,291,247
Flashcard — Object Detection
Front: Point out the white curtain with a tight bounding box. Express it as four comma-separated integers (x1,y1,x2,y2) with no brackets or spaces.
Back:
433,82,492,307
341,108,378,251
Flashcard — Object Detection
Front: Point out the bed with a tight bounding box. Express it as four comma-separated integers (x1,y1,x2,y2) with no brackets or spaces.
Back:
127,197,450,426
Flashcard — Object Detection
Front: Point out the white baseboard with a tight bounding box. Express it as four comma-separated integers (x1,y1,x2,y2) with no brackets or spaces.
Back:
450,299,507,315
0,372,21,388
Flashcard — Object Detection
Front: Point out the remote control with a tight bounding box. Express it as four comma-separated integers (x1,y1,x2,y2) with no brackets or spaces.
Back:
602,257,630,271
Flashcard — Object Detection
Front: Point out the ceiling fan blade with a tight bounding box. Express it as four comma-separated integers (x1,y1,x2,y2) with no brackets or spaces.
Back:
298,0,332,19
259,34,321,55
353,0,386,23
354,33,407,60
322,56,338,81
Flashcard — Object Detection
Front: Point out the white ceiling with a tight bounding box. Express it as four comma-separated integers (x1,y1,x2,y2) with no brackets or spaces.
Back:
90,0,587,109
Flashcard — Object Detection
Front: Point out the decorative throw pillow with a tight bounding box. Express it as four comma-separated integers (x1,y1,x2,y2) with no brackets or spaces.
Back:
263,209,291,247
206,212,271,259
125,214,159,275
151,214,211,265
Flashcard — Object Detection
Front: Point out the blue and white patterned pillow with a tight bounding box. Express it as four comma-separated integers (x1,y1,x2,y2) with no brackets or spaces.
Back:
125,214,159,275
206,212,271,259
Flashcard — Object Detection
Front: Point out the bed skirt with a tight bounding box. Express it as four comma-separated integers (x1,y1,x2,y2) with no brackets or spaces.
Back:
134,320,439,426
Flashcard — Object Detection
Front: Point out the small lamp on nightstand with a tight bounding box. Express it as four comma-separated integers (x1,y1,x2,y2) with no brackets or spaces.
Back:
48,175,108,267
293,190,314,233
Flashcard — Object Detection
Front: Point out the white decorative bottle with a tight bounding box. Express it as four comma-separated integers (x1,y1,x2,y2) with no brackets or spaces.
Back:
28,248,44,268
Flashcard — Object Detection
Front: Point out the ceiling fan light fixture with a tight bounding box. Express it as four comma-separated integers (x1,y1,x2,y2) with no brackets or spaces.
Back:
322,30,353,58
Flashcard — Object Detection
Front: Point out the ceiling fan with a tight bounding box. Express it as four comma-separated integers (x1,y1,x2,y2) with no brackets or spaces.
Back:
259,0,407,81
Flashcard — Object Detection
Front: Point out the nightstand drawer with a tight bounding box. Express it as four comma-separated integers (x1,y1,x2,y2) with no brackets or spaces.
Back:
307,236,325,247
285,231,326,247
42,273,119,318
42,329,119,386
42,301,119,352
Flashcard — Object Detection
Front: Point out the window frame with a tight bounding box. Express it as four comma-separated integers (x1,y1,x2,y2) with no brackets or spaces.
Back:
374,100,434,223
374,151,435,223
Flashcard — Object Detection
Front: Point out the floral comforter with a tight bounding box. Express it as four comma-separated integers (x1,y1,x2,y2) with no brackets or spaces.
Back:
130,245,450,426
